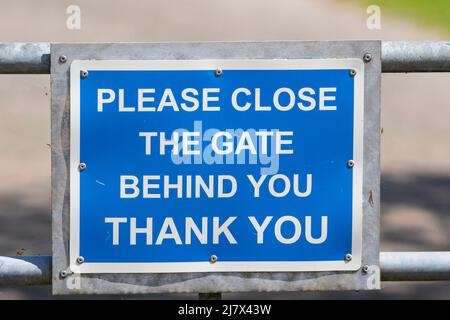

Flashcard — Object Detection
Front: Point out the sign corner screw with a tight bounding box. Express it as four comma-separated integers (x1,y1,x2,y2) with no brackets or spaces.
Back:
345,253,353,262
81,70,89,78
349,69,357,76
347,160,355,168
209,255,218,263
215,68,223,77
76,256,84,265
78,162,87,171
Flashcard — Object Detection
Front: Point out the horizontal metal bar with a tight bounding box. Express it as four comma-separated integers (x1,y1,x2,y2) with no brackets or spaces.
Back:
380,251,450,281
1,252,449,286
0,255,51,285
1,42,450,74
0,42,50,74
382,41,450,72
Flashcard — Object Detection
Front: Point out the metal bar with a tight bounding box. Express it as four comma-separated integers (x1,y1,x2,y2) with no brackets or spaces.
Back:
382,41,450,73
381,251,450,281
1,42,450,74
1,252,449,286
0,256,51,285
0,42,50,74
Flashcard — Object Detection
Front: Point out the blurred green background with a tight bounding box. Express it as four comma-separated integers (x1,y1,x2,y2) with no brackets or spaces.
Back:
358,0,450,33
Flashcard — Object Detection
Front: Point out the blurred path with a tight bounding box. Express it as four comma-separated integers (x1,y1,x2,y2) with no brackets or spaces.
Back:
0,0,449,299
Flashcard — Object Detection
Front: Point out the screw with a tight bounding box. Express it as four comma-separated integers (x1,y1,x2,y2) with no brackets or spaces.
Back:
349,69,357,76
81,70,89,78
347,160,355,168
209,255,218,263
362,265,370,273
59,55,67,64
345,253,353,262
76,256,84,265
78,163,87,171
363,53,372,62
215,68,223,77
60,270,68,278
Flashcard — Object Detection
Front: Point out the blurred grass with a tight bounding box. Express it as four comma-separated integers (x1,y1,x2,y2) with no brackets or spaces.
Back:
359,0,450,34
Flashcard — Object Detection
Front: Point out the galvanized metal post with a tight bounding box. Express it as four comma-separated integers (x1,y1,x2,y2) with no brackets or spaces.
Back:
1,41,450,74
381,252,450,281
2,252,450,285
0,41,449,288
0,43,50,74
382,41,450,72
0,256,51,285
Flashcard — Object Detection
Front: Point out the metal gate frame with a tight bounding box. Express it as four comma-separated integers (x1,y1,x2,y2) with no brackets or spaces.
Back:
0,41,449,288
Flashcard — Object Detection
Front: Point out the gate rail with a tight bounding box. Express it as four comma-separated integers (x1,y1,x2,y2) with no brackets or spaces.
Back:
0,41,449,286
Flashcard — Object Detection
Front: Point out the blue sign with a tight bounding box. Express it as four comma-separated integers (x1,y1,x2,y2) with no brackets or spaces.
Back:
70,59,364,273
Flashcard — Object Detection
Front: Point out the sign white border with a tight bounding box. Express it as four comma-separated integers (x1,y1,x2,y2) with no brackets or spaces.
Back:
70,59,364,274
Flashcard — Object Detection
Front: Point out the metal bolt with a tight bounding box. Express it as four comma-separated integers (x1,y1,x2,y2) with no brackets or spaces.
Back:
60,270,68,278
362,265,370,273
76,256,84,265
215,68,223,77
345,253,353,262
81,70,89,78
347,160,355,168
363,53,372,62
78,163,87,171
349,69,357,76
209,255,218,263
59,55,67,64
